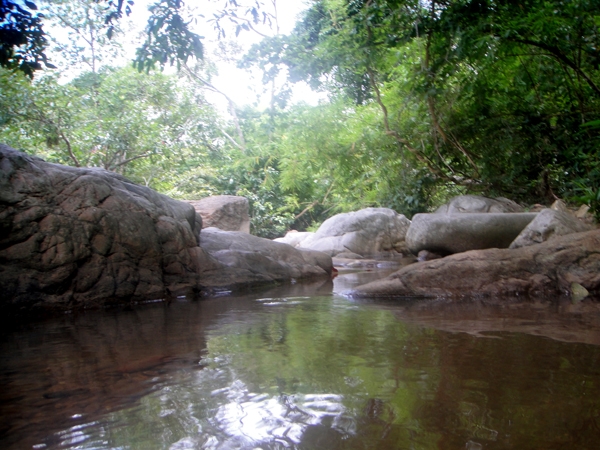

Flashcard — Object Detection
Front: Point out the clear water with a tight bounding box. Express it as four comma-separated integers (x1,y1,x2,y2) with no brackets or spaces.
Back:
2,269,600,450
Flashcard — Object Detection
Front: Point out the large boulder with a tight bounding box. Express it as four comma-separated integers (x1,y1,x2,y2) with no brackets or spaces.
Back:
298,208,411,258
185,195,250,233
0,144,213,314
406,213,537,255
349,229,600,299
0,146,332,316
510,208,594,249
435,195,524,214
199,227,332,286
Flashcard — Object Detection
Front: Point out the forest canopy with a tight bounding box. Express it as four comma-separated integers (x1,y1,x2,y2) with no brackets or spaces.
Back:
1,0,599,236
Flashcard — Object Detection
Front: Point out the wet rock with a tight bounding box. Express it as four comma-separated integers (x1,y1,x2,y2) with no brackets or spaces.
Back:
299,208,411,258
0,144,212,313
406,213,537,255
198,227,332,286
510,208,593,249
435,195,523,214
349,229,600,299
185,195,250,233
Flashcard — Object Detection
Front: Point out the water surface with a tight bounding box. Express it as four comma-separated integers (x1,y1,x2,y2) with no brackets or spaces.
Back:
1,270,600,449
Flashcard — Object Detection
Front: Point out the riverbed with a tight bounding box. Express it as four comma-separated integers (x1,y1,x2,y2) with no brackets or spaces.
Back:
1,269,600,449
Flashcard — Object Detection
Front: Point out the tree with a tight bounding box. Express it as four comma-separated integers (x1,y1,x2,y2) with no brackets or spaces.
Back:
42,0,125,74
242,0,600,206
1,0,275,77
0,65,223,192
0,0,55,76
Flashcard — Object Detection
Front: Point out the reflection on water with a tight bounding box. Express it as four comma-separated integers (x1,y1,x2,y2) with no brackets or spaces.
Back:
1,271,600,449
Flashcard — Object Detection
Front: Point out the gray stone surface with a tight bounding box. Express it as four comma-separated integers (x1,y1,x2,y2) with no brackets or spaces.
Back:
299,207,411,257
199,227,332,285
435,195,524,214
186,195,250,233
510,208,594,249
348,229,600,299
274,231,314,248
406,213,537,255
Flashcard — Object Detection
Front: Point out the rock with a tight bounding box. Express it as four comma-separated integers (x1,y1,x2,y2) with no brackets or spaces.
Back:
510,208,593,249
550,199,570,214
185,195,250,233
406,213,537,255
0,145,332,316
348,229,600,299
570,282,589,303
417,250,442,262
335,251,364,259
198,227,332,286
435,195,524,214
576,204,591,219
274,231,314,248
0,144,214,314
298,207,411,258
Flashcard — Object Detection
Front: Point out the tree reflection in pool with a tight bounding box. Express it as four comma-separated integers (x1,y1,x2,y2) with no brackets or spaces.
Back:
1,270,600,449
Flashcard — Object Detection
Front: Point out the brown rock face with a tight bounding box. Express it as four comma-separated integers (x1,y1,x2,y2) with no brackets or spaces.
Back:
185,195,250,233
349,229,600,298
0,145,215,314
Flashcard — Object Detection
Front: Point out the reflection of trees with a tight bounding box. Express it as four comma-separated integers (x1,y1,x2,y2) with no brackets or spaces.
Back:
4,292,600,449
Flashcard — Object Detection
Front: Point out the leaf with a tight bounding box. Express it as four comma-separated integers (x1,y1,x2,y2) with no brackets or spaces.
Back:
581,120,600,129
25,1,38,10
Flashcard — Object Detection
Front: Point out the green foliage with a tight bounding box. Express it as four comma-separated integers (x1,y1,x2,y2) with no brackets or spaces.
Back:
4,0,600,236
0,65,222,192
42,0,124,74
134,0,204,72
0,0,54,76
243,0,600,209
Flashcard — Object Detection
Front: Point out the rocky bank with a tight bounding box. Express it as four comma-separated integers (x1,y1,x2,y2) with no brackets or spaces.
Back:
348,228,600,299
0,145,332,316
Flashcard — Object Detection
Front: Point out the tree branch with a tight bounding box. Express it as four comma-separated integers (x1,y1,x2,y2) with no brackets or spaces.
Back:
506,36,600,97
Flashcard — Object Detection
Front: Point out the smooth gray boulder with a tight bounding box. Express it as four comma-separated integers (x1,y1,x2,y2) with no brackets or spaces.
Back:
199,227,332,285
186,195,250,233
510,208,594,249
435,195,523,214
274,231,314,248
406,213,537,255
298,207,411,257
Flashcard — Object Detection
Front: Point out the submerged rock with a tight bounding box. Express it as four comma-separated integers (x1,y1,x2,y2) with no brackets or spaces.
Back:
349,229,600,299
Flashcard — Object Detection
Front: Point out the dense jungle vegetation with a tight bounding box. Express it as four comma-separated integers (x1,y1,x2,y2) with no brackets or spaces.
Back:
1,0,599,237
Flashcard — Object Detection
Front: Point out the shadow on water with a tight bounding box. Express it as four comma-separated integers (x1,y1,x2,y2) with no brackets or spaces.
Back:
2,270,600,449
0,278,335,450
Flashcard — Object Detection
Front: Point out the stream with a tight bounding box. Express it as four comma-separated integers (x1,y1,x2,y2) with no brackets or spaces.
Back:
2,268,600,449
